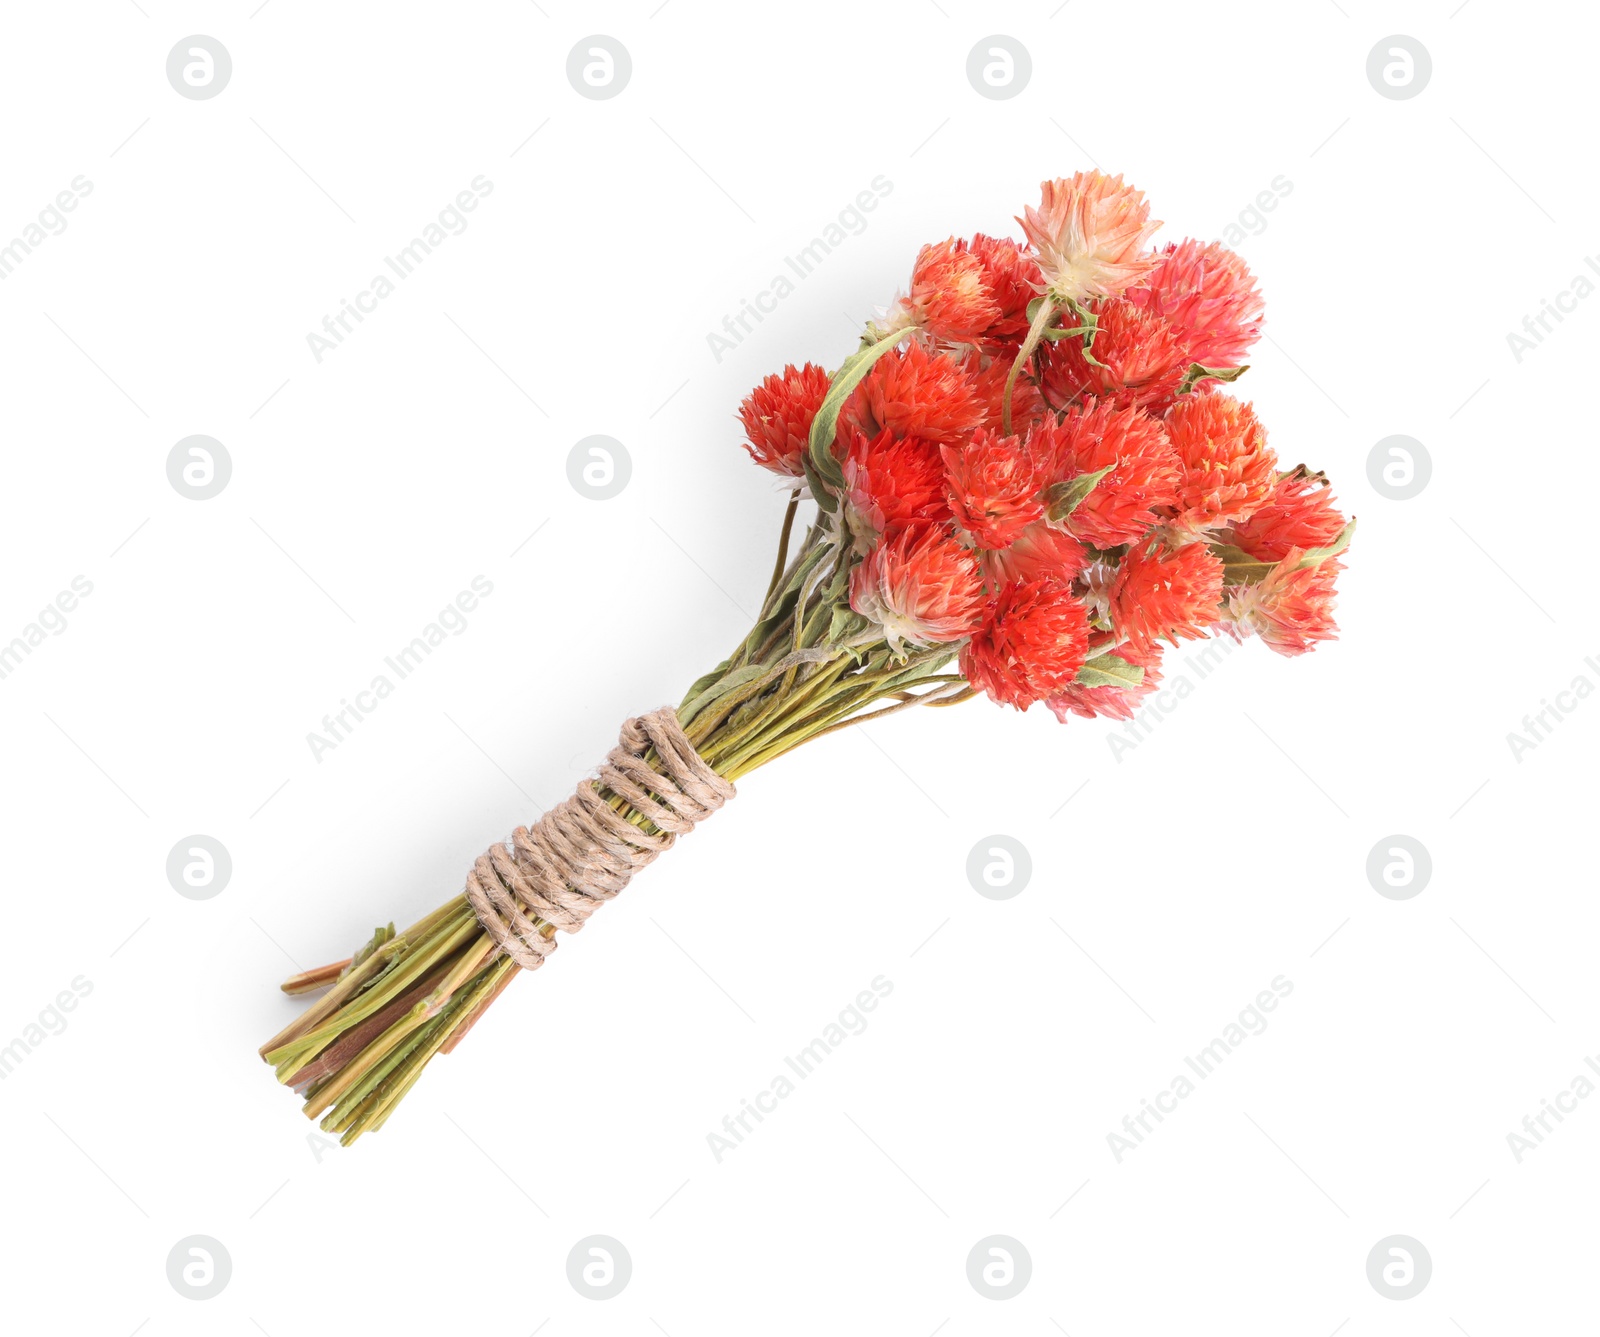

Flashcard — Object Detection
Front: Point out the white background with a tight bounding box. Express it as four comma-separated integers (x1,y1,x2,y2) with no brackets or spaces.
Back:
0,2,1593,1332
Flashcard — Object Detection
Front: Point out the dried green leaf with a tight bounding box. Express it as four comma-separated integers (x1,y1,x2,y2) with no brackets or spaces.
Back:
1045,464,1116,522
1075,652,1145,689
807,333,912,501
1211,543,1278,586
1178,362,1248,396
830,603,871,645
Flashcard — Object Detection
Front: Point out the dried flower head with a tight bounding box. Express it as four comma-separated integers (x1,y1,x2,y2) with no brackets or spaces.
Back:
844,339,986,445
841,429,952,551
1039,297,1189,414
980,520,1089,585
1126,239,1264,368
967,233,1043,347
1109,540,1224,654
1018,172,1161,305
1036,399,1181,549
850,522,987,652
1164,393,1278,535
905,238,1004,343
738,363,831,477
942,427,1048,550
961,578,1091,709
1227,468,1346,563
1221,552,1343,656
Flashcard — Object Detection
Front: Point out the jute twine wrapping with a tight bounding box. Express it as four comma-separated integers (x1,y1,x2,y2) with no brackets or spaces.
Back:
463,707,735,970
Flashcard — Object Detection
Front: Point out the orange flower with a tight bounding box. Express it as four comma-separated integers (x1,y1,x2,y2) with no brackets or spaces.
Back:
1227,468,1346,563
1221,552,1342,656
1018,172,1161,305
968,233,1043,347
1109,541,1224,654
1164,393,1278,534
849,522,987,652
905,238,1004,343
841,429,951,550
738,363,830,477
1035,398,1182,550
843,339,986,445
1039,297,1189,414
942,427,1048,550
980,521,1088,585
1126,239,1263,369
961,577,1091,709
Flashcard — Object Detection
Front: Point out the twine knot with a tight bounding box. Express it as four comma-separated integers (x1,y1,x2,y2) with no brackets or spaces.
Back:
464,706,734,970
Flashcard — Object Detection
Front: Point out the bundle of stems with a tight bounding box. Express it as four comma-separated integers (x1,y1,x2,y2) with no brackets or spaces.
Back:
260,499,972,1144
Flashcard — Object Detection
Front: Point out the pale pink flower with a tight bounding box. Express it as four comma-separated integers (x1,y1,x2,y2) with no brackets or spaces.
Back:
1220,553,1343,657
1018,172,1161,306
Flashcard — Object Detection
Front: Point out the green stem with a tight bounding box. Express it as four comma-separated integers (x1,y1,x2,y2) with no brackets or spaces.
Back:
765,490,801,606
263,510,985,1143
1002,296,1059,435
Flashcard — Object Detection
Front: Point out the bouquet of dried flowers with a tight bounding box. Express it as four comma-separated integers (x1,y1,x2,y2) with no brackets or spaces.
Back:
262,171,1352,1144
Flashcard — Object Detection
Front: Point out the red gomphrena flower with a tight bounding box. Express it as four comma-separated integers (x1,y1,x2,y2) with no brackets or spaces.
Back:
966,350,1046,432
906,238,1004,343
960,577,1091,710
1035,399,1181,549
1163,393,1278,534
942,427,1048,550
1047,639,1164,722
1126,239,1264,368
1018,172,1162,305
967,233,1043,347
849,521,987,652
842,429,951,549
1038,297,1189,414
738,363,831,477
843,339,986,445
1221,553,1342,656
1109,540,1225,655
980,520,1088,586
1227,469,1347,563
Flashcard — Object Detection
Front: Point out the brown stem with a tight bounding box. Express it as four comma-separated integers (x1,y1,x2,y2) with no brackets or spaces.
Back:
291,963,451,1090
